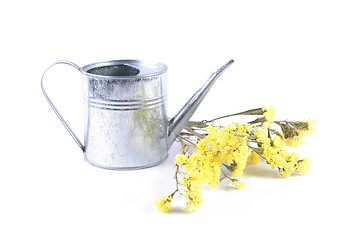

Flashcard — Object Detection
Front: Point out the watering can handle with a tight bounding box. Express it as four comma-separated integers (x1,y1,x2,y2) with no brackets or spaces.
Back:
41,61,85,152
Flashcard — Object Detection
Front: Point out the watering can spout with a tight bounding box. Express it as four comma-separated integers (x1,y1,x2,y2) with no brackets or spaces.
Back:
167,59,235,149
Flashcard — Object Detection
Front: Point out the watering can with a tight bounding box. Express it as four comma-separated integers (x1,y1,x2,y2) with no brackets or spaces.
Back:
41,59,234,170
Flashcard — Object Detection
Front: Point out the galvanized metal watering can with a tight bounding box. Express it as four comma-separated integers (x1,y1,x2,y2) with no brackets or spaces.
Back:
41,59,234,170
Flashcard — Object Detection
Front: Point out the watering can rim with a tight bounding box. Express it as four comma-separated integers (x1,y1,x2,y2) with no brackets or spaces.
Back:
81,59,168,80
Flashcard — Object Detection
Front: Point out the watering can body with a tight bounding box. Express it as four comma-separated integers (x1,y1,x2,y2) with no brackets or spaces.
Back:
41,59,234,170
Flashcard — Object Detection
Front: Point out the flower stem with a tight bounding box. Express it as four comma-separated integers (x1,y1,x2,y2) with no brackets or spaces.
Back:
205,108,264,123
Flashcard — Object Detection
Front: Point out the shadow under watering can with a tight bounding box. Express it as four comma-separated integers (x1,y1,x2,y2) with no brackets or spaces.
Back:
41,59,234,170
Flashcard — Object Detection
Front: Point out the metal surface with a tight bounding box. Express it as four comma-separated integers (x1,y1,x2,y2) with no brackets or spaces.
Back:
82,60,168,169
41,59,234,170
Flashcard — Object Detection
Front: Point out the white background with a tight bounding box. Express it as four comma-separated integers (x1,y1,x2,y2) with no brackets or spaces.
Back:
1,0,359,239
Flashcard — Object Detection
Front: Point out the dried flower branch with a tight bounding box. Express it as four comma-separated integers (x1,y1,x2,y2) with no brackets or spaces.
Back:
156,105,317,212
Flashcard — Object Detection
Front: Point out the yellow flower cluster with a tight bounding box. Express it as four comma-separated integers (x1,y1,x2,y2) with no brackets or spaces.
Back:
248,151,260,164
284,136,304,147
278,118,318,147
155,105,316,213
263,105,276,123
253,106,314,177
231,179,245,189
296,157,312,175
254,127,298,177
173,123,252,212
155,194,173,213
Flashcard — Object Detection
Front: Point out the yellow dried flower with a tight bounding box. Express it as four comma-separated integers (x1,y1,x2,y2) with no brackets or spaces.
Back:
234,122,252,135
273,134,284,148
263,122,270,129
284,136,304,147
174,153,189,165
279,168,292,178
231,180,245,189
183,177,203,212
155,195,173,213
284,161,296,173
299,119,318,136
296,158,311,175
157,105,316,212
286,152,300,163
248,151,260,164
263,105,276,123
254,126,271,146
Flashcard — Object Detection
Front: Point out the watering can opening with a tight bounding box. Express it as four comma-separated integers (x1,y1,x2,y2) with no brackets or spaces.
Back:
87,64,140,77
82,60,168,80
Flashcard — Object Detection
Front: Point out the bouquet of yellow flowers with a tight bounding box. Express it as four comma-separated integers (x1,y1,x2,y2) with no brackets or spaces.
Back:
156,105,316,212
